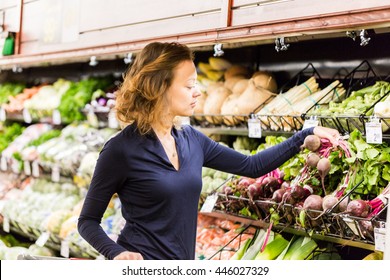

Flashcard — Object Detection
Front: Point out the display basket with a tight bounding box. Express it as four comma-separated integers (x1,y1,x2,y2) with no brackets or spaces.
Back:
302,61,387,135
341,60,380,98
190,113,251,129
254,63,325,132
325,181,388,243
330,61,387,135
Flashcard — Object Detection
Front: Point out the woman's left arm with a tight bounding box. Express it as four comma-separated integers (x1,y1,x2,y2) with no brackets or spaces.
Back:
196,126,339,178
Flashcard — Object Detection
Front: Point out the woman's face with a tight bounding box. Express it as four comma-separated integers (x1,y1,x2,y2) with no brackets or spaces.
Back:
166,60,201,117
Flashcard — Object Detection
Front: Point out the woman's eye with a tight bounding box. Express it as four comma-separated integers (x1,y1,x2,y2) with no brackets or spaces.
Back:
186,83,198,90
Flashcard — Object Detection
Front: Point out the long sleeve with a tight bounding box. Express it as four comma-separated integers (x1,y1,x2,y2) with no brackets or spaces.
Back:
77,137,128,260
194,127,315,178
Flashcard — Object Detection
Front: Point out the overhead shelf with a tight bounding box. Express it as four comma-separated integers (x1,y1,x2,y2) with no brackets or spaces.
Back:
0,1,390,69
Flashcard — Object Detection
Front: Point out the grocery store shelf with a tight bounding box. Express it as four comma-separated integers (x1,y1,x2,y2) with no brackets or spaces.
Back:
1,6,390,69
203,211,375,251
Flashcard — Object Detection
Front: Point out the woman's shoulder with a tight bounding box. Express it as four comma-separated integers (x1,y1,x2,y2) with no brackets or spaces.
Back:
102,125,138,151
179,124,203,138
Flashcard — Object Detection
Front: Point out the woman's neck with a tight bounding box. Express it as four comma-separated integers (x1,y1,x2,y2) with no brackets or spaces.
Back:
152,121,173,139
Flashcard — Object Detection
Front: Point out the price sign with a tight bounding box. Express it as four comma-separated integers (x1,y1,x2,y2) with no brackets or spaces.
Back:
35,232,50,247
23,108,32,123
365,117,382,144
374,227,386,252
52,110,62,125
32,161,40,177
248,117,262,138
0,106,6,121
24,160,31,176
51,165,60,182
87,109,99,128
200,193,218,213
1,156,7,171
302,116,319,130
11,159,20,174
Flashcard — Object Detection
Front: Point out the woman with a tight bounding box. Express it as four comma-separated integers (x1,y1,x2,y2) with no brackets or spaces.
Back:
77,42,340,260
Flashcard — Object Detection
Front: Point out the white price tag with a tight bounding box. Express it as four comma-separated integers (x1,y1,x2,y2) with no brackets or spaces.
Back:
11,160,20,174
0,106,6,121
51,165,60,182
365,119,382,144
60,240,70,258
32,161,40,177
35,232,50,247
248,118,262,138
200,193,218,213
1,156,7,171
87,110,99,127
374,227,386,252
52,110,62,125
302,118,319,130
24,160,31,176
108,110,119,129
3,216,10,233
23,108,32,123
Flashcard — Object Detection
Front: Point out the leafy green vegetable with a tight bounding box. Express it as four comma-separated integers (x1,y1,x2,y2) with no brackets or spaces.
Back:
58,77,112,123
0,123,25,153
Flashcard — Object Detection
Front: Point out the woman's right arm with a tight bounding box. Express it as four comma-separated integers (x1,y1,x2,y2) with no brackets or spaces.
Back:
77,138,129,260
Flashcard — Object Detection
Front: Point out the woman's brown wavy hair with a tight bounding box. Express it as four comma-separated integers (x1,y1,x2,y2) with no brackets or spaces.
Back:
115,42,194,135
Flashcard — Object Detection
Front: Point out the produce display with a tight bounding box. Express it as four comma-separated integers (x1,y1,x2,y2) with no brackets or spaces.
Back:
194,57,278,127
207,131,389,245
1,57,389,260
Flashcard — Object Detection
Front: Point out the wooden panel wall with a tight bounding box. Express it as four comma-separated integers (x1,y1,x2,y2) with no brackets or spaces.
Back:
0,0,20,32
231,0,390,26
19,0,227,55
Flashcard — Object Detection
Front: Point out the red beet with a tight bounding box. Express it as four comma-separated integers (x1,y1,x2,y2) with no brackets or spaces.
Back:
346,199,371,218
271,188,286,203
303,194,323,211
317,157,331,196
322,195,339,212
302,135,321,152
306,152,320,168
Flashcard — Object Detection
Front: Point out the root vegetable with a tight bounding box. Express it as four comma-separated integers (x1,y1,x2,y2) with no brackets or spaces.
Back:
222,185,233,195
317,157,331,196
338,197,349,212
271,188,286,203
322,195,339,212
238,177,256,187
346,199,371,218
290,184,311,201
306,152,320,168
302,135,321,152
303,194,323,211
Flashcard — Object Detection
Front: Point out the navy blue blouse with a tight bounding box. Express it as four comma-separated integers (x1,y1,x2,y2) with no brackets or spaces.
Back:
77,123,314,260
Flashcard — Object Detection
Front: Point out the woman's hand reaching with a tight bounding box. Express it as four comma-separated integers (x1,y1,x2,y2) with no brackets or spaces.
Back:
313,126,340,147
114,251,144,260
